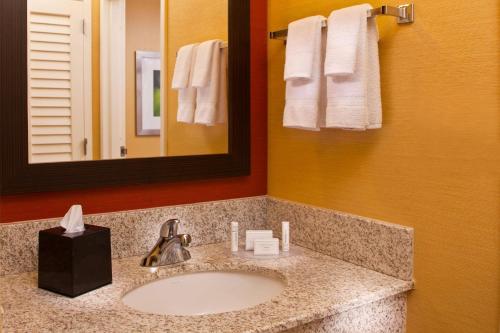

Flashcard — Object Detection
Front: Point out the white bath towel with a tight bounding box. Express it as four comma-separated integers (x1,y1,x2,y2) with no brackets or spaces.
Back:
193,40,226,125
172,44,198,123
324,4,382,130
283,16,326,131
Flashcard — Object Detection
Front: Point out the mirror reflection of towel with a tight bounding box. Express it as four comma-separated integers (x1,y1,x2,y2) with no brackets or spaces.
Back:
193,40,227,126
173,43,198,123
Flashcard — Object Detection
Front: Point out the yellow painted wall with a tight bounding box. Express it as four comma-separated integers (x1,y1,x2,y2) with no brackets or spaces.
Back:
165,0,228,156
268,1,500,332
125,0,162,158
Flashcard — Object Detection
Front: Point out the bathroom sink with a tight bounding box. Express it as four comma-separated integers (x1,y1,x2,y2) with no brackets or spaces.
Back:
122,271,285,315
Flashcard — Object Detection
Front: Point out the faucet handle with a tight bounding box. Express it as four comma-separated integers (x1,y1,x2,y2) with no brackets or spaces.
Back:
160,219,180,238
179,234,192,247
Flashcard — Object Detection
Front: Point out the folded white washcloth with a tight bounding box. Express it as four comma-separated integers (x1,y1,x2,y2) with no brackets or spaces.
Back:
283,16,326,131
193,40,225,125
284,15,326,80
172,44,198,123
324,4,382,130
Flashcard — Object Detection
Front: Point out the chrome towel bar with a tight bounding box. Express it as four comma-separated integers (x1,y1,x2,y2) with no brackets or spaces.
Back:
269,3,414,40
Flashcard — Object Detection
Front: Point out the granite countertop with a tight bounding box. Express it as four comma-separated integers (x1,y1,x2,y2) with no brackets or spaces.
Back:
0,243,412,333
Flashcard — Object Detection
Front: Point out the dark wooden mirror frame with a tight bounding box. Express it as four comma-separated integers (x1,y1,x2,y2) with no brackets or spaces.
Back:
0,0,250,195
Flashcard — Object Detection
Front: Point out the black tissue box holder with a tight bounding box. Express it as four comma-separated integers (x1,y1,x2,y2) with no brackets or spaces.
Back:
38,224,112,298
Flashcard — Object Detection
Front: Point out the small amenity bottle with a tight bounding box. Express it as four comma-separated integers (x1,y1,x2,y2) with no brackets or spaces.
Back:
231,222,239,252
282,221,290,252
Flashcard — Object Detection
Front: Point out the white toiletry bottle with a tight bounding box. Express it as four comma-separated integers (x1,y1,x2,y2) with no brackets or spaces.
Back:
231,222,239,252
282,221,290,252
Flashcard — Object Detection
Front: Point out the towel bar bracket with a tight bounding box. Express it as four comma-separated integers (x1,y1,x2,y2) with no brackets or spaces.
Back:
396,3,414,24
367,4,414,23
269,3,414,41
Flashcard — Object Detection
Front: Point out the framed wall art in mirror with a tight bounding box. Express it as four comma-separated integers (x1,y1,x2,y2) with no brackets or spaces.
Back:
136,51,161,137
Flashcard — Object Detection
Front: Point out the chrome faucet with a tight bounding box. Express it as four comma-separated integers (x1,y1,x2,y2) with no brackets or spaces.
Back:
140,219,192,267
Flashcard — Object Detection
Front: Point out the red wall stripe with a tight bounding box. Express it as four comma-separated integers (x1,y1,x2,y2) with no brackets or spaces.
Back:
0,0,268,223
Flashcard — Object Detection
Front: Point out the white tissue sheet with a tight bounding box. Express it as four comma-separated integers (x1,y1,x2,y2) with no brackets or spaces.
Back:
60,205,85,234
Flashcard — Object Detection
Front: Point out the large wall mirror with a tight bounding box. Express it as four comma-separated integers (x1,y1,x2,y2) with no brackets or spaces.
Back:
1,0,250,193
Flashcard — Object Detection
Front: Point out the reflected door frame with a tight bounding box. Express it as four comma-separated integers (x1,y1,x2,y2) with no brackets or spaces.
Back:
82,0,92,160
159,0,166,157
100,0,126,159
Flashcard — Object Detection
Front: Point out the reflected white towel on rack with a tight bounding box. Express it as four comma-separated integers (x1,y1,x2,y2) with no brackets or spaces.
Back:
193,40,226,125
283,16,326,131
173,43,198,123
324,4,382,130
192,40,218,88
172,44,196,89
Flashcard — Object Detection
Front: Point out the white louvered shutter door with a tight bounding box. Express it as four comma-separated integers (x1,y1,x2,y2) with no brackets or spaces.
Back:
27,0,85,163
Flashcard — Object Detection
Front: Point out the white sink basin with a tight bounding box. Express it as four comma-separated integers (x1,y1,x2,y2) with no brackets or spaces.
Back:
122,271,285,316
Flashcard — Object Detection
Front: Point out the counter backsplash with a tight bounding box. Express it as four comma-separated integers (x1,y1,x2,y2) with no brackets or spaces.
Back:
0,196,412,280
267,198,413,281
0,197,268,276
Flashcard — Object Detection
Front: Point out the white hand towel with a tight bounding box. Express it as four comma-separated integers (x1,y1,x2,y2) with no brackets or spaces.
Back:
284,15,326,80
173,44,198,123
172,44,196,89
193,40,225,125
192,40,217,88
324,4,382,130
283,16,326,131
